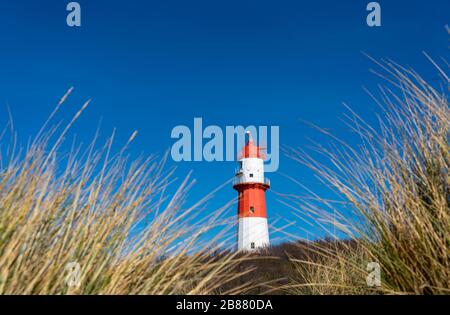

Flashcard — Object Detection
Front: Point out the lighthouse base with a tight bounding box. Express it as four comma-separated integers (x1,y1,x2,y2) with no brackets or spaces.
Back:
238,217,269,251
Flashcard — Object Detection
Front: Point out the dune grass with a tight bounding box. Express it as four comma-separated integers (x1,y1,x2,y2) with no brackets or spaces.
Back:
1,55,448,295
287,57,450,294
0,89,256,295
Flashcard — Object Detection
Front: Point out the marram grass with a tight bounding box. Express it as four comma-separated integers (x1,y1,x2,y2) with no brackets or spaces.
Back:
287,57,450,295
1,56,449,295
0,90,254,295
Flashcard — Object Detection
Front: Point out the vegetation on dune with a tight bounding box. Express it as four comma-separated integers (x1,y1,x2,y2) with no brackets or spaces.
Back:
214,239,371,295
0,90,254,295
0,53,448,295
286,57,450,294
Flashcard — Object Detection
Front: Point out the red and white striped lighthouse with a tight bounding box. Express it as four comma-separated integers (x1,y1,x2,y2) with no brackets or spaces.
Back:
233,131,270,251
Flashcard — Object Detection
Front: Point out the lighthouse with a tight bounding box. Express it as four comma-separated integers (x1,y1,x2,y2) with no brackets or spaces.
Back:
233,131,270,251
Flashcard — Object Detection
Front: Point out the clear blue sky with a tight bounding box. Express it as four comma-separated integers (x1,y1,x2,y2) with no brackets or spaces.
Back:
0,0,448,244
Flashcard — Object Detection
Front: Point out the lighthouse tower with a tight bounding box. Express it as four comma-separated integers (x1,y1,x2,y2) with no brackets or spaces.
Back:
233,131,270,251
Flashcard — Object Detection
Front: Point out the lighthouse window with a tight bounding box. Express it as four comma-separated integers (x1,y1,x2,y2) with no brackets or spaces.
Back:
249,173,253,178
250,206,254,213
250,242,255,249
